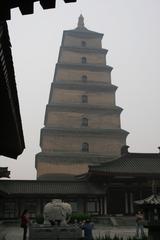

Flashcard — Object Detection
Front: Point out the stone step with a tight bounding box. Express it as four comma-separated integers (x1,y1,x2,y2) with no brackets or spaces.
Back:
91,216,112,226
113,216,136,226
92,216,136,227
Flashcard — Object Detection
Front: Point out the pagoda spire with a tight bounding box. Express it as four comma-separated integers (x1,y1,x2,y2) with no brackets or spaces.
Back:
77,14,85,28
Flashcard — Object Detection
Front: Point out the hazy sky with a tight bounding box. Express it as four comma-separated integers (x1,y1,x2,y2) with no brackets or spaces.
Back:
1,0,160,180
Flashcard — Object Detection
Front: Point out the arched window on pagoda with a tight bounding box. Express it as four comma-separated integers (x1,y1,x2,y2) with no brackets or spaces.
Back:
81,95,88,103
81,57,87,64
81,118,88,127
81,142,89,152
81,75,87,82
81,41,87,47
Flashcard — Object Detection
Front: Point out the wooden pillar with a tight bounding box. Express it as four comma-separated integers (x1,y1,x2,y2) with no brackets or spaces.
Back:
139,184,143,199
84,198,87,214
97,198,100,215
130,192,134,214
16,198,21,218
19,198,24,216
36,198,41,215
78,198,85,213
0,198,3,218
101,198,103,215
96,198,99,214
99,197,103,216
125,192,128,214
104,195,107,215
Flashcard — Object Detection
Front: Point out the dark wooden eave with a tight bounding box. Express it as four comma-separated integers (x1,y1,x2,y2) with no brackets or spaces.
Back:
0,22,25,159
0,179,104,195
0,1,77,21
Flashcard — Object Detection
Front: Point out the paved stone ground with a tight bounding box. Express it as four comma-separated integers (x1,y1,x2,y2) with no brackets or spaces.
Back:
0,224,148,240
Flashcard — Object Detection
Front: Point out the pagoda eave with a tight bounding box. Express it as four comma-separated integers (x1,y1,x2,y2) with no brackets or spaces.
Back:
52,82,117,92
46,104,123,114
60,46,108,54
41,127,129,137
56,63,113,72
35,152,116,169
63,30,104,39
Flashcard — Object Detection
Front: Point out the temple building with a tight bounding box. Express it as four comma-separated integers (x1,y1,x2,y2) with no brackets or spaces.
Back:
0,16,160,219
0,21,24,177
36,15,128,179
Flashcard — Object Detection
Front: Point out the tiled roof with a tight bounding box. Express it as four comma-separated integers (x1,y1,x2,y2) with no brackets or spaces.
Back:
89,152,160,175
64,29,103,37
134,195,160,205
0,180,104,195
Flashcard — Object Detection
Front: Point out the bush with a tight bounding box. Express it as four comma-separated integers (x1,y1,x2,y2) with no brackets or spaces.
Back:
69,213,91,223
35,214,44,224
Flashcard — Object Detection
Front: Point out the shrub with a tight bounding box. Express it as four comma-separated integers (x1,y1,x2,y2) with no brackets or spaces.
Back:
35,214,44,224
69,212,91,223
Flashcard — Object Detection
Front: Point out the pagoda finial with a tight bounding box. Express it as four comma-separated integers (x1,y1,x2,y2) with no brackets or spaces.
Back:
78,14,84,28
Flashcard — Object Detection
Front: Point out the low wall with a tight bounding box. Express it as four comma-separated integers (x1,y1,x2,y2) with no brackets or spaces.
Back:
29,224,82,240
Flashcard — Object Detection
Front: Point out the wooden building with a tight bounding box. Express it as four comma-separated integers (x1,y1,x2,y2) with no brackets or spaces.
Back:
0,146,160,219
0,21,24,179
87,146,160,215
0,21,25,160
0,176,105,219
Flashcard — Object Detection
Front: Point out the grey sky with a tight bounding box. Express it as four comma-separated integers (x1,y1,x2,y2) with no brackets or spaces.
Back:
1,0,160,179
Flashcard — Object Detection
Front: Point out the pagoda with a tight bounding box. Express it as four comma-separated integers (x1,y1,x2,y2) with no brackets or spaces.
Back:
35,15,129,179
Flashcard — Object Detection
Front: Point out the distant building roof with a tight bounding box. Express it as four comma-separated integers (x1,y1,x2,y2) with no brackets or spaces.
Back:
0,179,104,195
89,146,160,177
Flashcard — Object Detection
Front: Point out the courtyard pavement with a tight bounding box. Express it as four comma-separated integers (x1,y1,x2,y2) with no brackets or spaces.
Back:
0,224,148,240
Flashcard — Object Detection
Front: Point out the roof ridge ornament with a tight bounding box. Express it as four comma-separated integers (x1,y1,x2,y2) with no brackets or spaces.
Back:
77,14,85,28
